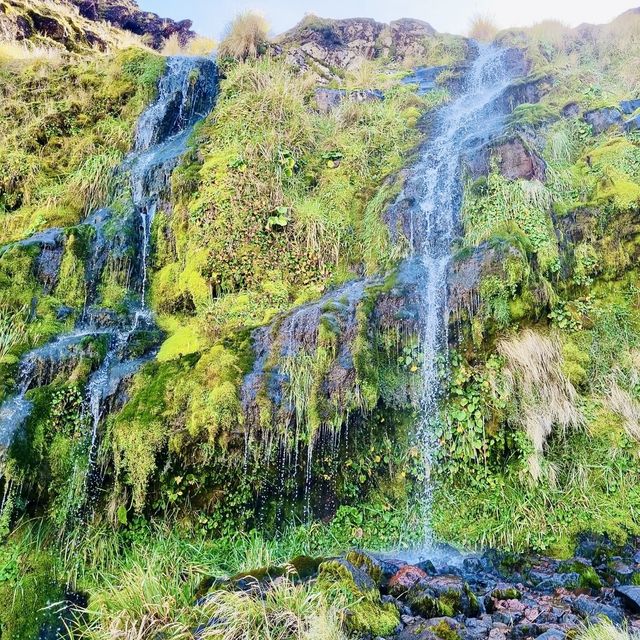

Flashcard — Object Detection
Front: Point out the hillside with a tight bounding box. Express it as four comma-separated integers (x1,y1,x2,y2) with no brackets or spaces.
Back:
0,2,640,639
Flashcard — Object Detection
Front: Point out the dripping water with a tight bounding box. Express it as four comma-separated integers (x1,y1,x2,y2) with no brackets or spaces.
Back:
0,56,219,518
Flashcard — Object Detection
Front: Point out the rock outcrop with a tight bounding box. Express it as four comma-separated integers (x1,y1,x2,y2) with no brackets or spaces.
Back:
0,0,194,51
69,0,194,49
276,15,443,81
314,87,384,113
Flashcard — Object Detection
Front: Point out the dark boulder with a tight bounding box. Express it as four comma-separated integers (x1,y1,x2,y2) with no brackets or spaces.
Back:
584,107,623,134
615,585,640,614
571,594,624,625
562,102,580,118
620,98,640,114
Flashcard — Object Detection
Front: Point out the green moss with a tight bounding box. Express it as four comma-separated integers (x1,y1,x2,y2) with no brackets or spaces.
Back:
317,560,399,636
430,620,461,640
156,320,203,362
508,102,557,129
492,586,522,600
0,543,62,640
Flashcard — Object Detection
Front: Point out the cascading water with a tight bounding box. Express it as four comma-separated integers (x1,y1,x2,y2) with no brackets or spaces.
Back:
403,45,523,543
0,57,218,512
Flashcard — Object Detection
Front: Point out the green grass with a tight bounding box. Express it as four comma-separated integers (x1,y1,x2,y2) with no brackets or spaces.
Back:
0,48,165,244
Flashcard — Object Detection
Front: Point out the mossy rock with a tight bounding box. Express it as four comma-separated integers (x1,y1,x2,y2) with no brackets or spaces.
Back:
346,549,384,585
491,584,523,600
404,575,480,618
429,619,462,640
559,560,603,590
317,559,400,636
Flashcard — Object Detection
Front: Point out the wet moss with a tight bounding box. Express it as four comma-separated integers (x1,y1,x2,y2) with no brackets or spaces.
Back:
317,559,400,636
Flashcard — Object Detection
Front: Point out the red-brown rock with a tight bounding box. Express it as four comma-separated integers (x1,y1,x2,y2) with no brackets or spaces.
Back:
388,564,428,593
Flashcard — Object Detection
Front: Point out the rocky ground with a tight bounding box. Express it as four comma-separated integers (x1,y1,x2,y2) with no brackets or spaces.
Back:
206,536,640,639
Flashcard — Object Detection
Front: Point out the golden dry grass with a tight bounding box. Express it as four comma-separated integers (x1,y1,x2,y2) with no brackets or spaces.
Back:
218,12,269,61
468,14,499,42
499,330,582,481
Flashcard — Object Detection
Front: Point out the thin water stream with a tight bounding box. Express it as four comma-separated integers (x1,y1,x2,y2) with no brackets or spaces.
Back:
404,45,523,542
0,58,219,500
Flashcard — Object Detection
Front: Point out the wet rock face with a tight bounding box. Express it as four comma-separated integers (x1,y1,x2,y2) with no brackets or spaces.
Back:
466,137,546,182
494,138,546,181
241,275,420,435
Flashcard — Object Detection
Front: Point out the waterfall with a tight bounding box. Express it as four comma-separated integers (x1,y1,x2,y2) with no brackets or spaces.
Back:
405,45,522,542
0,57,219,503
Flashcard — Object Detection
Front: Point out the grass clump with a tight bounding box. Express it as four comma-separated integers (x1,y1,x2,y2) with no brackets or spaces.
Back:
468,15,499,42
577,620,635,640
218,12,270,61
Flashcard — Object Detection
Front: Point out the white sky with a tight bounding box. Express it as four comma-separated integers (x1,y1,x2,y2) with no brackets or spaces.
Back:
139,0,639,39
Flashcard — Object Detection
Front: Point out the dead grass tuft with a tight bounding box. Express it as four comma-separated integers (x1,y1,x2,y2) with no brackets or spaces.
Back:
499,330,582,481
468,14,499,42
219,12,269,61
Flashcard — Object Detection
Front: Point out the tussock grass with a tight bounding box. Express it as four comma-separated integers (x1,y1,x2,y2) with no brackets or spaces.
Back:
219,12,269,61
161,34,216,57
578,620,635,640
0,305,29,361
468,15,499,42
499,330,582,481
0,41,63,63
197,576,347,640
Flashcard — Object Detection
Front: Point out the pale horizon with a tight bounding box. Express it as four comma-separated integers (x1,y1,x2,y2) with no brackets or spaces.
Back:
138,0,639,40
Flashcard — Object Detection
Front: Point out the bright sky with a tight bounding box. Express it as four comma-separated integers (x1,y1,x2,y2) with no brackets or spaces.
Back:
138,0,639,40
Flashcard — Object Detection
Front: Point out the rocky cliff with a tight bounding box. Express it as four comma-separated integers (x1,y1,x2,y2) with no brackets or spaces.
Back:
0,0,194,51
274,14,461,81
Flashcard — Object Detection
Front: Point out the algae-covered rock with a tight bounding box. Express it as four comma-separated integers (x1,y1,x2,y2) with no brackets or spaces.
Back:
403,574,481,618
491,583,523,600
346,549,385,585
317,559,400,636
